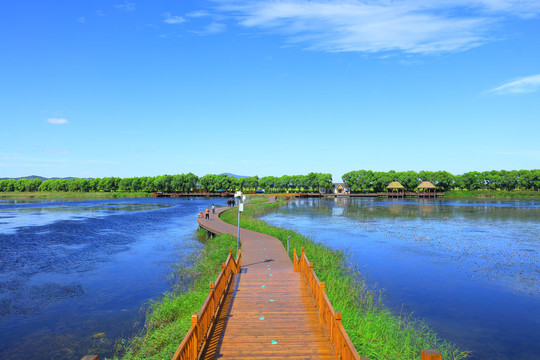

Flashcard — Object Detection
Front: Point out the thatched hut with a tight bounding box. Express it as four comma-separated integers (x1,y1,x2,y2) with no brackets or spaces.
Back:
416,181,437,197
386,181,405,197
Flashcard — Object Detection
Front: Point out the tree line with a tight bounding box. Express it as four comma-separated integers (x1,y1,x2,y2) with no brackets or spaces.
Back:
0,172,333,193
1,170,538,194
342,169,540,192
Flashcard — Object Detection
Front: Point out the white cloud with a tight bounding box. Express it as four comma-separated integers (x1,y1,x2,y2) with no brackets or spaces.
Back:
77,17,85,23
47,118,69,125
215,0,540,54
163,12,186,24
193,22,226,35
489,74,540,94
115,2,136,12
187,10,211,18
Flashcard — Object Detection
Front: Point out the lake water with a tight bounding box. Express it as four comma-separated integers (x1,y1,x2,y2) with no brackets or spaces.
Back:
0,197,225,360
259,198,540,360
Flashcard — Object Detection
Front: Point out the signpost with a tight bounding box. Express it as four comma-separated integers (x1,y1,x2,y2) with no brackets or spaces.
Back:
234,191,245,258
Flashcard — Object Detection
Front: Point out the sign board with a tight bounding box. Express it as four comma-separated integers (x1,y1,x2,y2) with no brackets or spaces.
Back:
239,203,244,212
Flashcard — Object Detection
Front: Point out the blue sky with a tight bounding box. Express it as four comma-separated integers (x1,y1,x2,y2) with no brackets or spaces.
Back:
1,0,539,181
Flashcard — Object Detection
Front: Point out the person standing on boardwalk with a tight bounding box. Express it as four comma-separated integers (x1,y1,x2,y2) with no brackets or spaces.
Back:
205,208,210,219
212,204,215,214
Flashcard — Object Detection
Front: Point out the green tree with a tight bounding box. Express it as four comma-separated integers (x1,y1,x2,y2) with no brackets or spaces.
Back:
316,173,333,192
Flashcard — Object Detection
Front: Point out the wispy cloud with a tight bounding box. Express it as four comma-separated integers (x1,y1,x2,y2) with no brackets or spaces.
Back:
163,12,185,24
215,0,540,54
193,22,227,35
489,74,540,94
47,118,69,125
40,149,70,154
187,10,211,18
115,2,136,12
77,17,85,23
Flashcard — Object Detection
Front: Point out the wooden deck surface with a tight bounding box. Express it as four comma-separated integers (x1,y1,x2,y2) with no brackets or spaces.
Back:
197,204,335,359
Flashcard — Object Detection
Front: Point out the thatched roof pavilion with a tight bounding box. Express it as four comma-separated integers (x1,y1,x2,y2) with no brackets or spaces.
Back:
386,181,405,197
386,181,405,190
416,181,437,197
416,181,436,190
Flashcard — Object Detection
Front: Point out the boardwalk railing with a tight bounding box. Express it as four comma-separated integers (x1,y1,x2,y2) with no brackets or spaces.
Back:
171,248,241,360
294,247,364,360
293,247,442,360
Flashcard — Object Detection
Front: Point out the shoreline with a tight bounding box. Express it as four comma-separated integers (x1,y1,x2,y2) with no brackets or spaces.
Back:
1,189,539,200
0,191,153,200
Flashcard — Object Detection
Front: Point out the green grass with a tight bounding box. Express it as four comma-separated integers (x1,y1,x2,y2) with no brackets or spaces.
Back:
446,189,540,198
115,231,237,360
220,201,470,360
245,195,273,204
0,191,153,199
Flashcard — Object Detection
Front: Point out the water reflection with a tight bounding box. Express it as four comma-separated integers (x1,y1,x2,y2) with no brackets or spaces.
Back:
260,198,540,360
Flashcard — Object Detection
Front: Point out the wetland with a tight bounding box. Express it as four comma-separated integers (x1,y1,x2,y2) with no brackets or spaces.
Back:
0,197,223,360
259,198,540,359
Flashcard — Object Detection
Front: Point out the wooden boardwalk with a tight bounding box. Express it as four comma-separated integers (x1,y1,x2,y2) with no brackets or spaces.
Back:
82,201,442,360
196,205,336,359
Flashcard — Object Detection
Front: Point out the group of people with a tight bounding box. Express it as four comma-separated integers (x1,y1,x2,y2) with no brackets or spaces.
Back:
199,201,236,220
200,204,215,220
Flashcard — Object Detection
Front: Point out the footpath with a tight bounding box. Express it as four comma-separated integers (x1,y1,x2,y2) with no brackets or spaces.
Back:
196,202,335,359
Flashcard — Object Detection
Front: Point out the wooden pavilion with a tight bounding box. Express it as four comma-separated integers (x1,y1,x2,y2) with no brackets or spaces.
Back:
386,181,405,198
416,181,437,198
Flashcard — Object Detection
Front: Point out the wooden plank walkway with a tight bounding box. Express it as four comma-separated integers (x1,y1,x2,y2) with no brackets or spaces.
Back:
197,205,336,359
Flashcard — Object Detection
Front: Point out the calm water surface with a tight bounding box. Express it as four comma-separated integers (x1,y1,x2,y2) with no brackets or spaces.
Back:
0,197,225,360
260,198,540,360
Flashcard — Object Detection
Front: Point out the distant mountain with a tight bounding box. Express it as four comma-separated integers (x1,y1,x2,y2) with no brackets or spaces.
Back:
0,175,81,181
220,173,251,179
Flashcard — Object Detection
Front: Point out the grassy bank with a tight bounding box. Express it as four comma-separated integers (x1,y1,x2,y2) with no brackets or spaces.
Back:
446,189,540,198
115,231,237,360
220,200,470,359
0,191,152,199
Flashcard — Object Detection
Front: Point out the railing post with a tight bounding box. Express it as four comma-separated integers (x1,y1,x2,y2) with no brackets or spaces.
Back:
335,311,342,357
319,282,325,322
293,248,298,272
421,349,442,360
191,314,198,358
209,283,215,318
309,262,314,283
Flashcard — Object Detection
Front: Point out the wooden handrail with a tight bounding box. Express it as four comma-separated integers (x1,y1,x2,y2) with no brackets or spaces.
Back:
171,248,241,360
294,247,364,360
293,247,441,360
